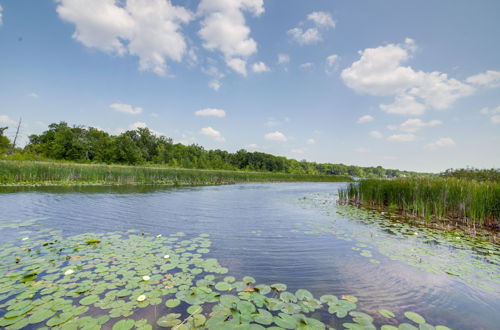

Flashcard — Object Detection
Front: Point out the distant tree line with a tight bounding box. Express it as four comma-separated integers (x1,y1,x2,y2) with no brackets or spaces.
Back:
440,167,500,182
2,122,425,178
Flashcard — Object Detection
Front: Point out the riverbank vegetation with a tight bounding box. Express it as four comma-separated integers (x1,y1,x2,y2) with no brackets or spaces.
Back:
338,174,500,232
1,122,424,178
0,160,352,186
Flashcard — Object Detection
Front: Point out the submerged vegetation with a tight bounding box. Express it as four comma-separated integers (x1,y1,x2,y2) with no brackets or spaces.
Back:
0,161,351,186
0,225,454,329
338,177,500,230
2,122,424,178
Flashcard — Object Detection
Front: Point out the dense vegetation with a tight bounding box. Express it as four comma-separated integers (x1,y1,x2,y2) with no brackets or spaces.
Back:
338,178,500,229
1,122,422,178
0,161,351,186
440,168,500,182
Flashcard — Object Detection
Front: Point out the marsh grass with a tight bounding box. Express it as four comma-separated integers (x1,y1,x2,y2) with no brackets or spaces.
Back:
0,160,352,186
338,178,500,229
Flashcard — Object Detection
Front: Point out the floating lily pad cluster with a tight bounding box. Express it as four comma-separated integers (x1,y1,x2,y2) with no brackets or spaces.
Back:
0,227,454,329
296,193,500,293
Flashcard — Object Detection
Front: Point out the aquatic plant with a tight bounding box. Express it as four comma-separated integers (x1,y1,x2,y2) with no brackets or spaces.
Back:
338,178,500,228
297,193,500,293
0,160,352,186
0,227,453,329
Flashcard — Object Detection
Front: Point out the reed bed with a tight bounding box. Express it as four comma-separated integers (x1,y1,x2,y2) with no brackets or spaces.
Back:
0,160,352,186
338,178,500,229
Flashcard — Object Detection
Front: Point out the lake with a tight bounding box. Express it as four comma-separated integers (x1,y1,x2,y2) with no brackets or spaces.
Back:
0,182,498,329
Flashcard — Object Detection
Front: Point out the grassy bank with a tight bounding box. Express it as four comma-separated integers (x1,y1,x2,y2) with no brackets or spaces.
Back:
0,160,352,186
338,178,500,230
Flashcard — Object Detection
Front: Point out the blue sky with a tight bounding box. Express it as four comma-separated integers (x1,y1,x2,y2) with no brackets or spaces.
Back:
0,0,499,172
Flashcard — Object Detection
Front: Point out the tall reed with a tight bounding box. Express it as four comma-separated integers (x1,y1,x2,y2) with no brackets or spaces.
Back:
0,161,352,186
338,178,500,228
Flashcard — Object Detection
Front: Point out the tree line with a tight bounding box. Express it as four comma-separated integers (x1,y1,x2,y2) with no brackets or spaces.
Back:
1,122,424,178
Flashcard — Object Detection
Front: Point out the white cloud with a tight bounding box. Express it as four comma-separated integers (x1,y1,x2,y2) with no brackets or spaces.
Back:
307,11,335,28
288,11,335,45
357,115,374,124
389,118,442,133
208,80,221,91
466,70,500,88
56,0,192,76
325,54,339,74
252,61,270,73
200,126,225,142
299,62,314,70
480,105,500,115
379,94,426,116
307,138,315,144
0,115,17,126
227,58,247,76
291,148,304,154
480,106,500,124
27,92,39,98
425,137,455,150
195,108,226,118
342,38,474,115
0,5,3,27
369,130,382,139
288,27,321,45
150,113,159,118
264,131,287,142
197,0,264,76
277,53,290,65
110,103,143,115
247,143,259,149
129,121,146,129
388,133,416,142
127,122,162,136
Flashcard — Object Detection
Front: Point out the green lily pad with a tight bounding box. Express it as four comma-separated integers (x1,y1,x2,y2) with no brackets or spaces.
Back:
165,299,181,308
404,312,426,325
379,309,396,318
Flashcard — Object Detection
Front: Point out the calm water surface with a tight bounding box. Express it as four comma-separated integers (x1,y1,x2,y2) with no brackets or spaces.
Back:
0,183,498,329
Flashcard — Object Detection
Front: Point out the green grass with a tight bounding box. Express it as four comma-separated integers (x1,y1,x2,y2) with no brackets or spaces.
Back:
0,160,352,186
338,178,500,228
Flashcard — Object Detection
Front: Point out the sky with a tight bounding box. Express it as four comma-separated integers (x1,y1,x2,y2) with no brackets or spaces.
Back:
0,0,499,173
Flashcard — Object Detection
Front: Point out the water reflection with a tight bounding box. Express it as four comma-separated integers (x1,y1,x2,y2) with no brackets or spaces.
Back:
0,182,498,329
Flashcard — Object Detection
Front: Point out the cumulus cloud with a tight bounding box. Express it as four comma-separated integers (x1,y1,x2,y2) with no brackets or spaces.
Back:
56,0,192,76
277,53,290,65
197,0,264,76
388,118,442,133
0,5,3,27
195,108,226,117
200,126,225,142
0,115,17,126
27,92,39,98
325,54,340,74
425,137,455,150
128,121,162,136
307,138,315,144
369,130,382,139
264,131,287,142
208,80,221,91
357,115,374,124
466,70,500,88
110,103,143,115
388,133,416,142
307,11,335,28
480,105,500,124
288,11,335,45
379,94,426,116
341,38,474,115
252,61,270,73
